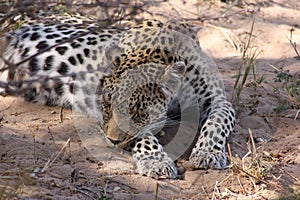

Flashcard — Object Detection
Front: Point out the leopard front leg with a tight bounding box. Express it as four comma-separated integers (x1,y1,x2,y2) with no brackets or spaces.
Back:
189,99,235,169
132,135,178,179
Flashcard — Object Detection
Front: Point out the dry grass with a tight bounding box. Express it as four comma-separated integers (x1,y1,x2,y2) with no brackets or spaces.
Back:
205,129,285,200
232,19,264,105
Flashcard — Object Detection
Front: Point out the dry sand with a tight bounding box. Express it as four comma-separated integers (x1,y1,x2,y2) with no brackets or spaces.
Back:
0,0,299,199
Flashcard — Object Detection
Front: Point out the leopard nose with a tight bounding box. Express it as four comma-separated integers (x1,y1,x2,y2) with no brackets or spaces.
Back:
105,117,126,142
108,138,122,145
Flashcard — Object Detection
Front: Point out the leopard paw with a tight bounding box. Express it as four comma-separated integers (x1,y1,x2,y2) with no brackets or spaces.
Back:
135,155,178,179
189,148,227,169
132,135,178,179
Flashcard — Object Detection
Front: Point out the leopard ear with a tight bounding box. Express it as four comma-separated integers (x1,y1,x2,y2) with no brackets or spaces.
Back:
161,61,186,95
104,44,122,63
102,66,114,77
166,21,201,40
170,61,186,75
103,44,122,77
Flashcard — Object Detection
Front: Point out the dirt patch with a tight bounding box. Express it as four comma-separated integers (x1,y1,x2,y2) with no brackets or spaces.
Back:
0,0,300,199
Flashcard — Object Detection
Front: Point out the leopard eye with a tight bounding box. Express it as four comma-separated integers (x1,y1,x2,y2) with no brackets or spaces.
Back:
103,92,111,102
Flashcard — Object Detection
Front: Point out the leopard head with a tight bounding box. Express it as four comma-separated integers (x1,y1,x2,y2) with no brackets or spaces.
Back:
97,51,186,145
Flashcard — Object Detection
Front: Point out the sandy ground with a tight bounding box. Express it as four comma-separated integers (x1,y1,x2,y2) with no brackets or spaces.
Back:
0,0,300,199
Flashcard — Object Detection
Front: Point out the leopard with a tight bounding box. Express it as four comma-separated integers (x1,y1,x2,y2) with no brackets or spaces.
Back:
0,12,236,179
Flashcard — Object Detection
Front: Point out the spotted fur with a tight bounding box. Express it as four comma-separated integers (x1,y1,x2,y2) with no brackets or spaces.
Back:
0,13,235,179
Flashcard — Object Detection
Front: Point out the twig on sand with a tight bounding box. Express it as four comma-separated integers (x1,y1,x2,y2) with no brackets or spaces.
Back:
237,175,246,194
294,109,300,120
75,186,100,200
288,28,300,60
41,138,71,173
248,128,256,152
268,63,281,72
59,106,64,123
104,176,137,190
76,188,97,200
279,167,300,183
205,23,241,52
201,185,208,197
0,99,15,112
211,181,221,200
155,182,159,200
227,143,233,164
234,165,282,190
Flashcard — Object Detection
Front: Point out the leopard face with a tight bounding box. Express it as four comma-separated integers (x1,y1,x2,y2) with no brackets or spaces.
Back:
98,52,187,144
